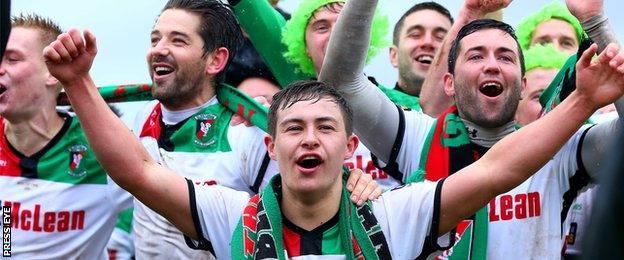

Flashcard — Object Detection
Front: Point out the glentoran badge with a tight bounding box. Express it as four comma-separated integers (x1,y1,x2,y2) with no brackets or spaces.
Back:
68,145,87,177
194,114,217,147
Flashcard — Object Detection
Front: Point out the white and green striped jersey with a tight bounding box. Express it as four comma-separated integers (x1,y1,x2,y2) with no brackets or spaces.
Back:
131,98,277,259
0,112,132,259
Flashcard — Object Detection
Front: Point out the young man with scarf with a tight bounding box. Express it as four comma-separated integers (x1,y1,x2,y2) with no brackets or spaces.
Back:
44,15,624,257
319,0,624,259
70,0,377,259
227,0,418,190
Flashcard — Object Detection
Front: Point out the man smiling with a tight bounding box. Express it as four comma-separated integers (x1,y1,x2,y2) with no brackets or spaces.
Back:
319,0,624,258
389,2,453,98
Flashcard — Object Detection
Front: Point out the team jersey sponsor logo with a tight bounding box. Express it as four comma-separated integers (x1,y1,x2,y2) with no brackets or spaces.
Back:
68,144,87,177
344,155,388,180
489,192,541,221
1,201,85,233
194,114,216,147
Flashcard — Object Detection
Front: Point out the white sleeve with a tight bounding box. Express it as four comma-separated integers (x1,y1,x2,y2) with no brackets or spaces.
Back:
552,124,594,194
375,109,436,182
229,125,278,193
185,179,250,259
373,180,450,259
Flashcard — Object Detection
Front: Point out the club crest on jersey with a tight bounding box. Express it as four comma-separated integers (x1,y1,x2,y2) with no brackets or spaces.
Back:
194,114,217,147
68,145,87,177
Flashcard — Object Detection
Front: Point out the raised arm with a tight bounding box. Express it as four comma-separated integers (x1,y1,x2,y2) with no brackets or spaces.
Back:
566,0,624,176
43,29,198,239
419,0,510,117
318,0,399,161
230,0,310,87
438,43,624,234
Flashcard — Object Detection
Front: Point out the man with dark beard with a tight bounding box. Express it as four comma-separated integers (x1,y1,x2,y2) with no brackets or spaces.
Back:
90,0,378,259
319,0,624,258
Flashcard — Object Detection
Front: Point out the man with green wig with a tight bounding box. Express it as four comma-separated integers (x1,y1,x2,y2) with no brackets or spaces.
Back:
516,1,584,54
229,0,419,190
519,2,618,257
227,0,387,88
515,44,569,126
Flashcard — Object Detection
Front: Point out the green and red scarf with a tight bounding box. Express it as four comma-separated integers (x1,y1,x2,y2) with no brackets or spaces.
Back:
58,83,270,132
64,82,390,258
231,174,391,259
407,106,488,260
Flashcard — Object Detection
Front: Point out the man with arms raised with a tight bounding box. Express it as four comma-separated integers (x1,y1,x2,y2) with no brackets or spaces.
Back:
70,1,375,258
319,0,624,258
0,14,131,259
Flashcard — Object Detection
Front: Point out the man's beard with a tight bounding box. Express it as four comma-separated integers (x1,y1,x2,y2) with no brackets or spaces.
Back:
151,63,206,109
454,79,522,129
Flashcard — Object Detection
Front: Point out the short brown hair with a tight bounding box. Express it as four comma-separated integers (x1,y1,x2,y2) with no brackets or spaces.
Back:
12,13,63,47
268,81,353,138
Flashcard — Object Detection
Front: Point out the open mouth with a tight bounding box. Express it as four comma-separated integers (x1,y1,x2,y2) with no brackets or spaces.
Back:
479,82,503,97
153,65,174,77
0,85,6,95
416,55,433,65
296,155,323,169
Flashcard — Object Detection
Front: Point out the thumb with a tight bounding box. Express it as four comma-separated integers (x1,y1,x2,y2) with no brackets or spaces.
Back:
84,30,98,55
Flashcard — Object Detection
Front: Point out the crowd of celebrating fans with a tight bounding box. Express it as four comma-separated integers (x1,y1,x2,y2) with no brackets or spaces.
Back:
1,0,622,259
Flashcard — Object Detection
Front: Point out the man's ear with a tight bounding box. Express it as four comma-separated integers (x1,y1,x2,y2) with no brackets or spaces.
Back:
343,134,359,160
443,72,455,97
205,47,229,77
264,135,277,161
389,45,399,68
520,76,528,97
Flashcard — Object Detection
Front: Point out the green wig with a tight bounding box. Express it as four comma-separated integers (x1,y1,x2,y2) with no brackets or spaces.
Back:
516,1,584,51
524,44,569,72
282,0,389,75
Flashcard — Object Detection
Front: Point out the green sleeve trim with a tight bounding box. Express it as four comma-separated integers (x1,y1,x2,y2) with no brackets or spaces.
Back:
377,85,421,111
